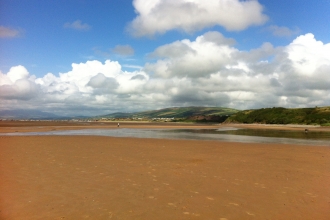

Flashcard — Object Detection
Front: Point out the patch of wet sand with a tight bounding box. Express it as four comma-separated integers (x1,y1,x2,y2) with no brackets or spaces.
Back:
1,135,329,219
2,121,330,134
228,123,330,132
0,121,221,133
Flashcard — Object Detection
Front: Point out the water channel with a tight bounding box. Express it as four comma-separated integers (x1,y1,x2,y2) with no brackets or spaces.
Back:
2,127,330,146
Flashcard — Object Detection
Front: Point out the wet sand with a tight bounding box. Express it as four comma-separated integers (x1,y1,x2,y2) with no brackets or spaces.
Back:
0,122,330,219
1,121,330,133
0,121,221,133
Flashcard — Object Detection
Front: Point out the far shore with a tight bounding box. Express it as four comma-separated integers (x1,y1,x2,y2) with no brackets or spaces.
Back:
1,120,330,133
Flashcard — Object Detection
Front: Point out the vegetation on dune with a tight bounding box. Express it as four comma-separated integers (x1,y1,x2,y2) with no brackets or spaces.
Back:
225,107,330,126
98,106,330,125
4,106,330,125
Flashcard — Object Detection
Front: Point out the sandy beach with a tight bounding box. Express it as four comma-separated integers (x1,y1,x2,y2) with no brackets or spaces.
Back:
0,121,329,219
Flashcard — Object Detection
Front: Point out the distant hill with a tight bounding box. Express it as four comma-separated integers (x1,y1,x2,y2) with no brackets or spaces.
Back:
100,107,239,122
225,107,330,125
3,106,329,125
0,109,60,120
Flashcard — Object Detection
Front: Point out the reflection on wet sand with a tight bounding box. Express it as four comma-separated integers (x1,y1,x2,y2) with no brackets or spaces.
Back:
2,127,330,146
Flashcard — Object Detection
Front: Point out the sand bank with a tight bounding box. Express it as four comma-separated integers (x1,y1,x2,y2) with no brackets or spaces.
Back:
1,132,329,219
1,120,330,133
0,122,330,220
0,121,221,133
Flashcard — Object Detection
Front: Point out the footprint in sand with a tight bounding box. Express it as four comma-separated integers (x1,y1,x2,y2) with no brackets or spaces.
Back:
246,211,255,216
168,203,176,207
254,183,266,188
307,193,318,198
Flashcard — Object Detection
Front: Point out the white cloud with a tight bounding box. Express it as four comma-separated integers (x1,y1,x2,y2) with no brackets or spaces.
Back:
128,0,268,37
87,73,119,95
286,33,330,76
1,33,330,115
0,26,21,38
143,32,330,109
145,32,238,78
0,67,38,100
0,79,38,100
63,20,91,31
7,65,30,83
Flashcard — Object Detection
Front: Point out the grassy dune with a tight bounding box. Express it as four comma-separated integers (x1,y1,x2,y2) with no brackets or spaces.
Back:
225,107,330,125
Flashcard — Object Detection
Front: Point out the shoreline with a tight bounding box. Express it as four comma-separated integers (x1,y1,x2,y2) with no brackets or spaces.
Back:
0,121,220,133
1,121,330,134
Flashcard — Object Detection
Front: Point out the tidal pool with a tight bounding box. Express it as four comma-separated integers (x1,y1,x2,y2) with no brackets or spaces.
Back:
2,127,330,146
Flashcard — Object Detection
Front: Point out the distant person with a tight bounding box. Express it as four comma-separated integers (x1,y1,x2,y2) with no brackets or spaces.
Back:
118,123,120,127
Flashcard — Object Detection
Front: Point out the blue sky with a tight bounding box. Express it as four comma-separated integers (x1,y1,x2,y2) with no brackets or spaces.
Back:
1,0,330,116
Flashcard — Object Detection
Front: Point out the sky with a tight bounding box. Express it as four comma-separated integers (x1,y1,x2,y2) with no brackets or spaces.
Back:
1,0,330,116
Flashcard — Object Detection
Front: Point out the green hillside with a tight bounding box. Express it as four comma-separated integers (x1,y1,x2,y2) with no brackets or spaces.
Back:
225,107,330,125
132,107,238,118
101,107,239,122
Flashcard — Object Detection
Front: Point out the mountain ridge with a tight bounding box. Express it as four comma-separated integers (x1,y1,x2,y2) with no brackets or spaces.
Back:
100,106,239,119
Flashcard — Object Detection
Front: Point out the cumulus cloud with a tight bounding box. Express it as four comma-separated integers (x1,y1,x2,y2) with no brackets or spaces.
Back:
87,73,119,94
267,25,300,37
33,60,150,115
112,45,135,56
63,20,91,31
0,66,38,100
286,33,330,76
128,0,268,37
145,32,238,78
0,79,39,100
130,74,146,80
1,33,330,116
143,32,330,109
7,65,30,82
0,26,21,38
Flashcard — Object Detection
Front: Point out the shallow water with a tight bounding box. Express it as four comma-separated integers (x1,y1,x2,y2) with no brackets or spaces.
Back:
182,128,330,140
2,127,330,146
